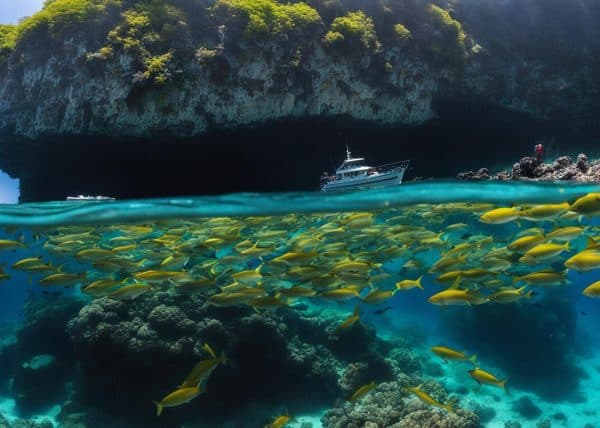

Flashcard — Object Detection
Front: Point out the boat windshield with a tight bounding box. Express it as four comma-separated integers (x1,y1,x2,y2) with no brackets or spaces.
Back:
339,159,364,170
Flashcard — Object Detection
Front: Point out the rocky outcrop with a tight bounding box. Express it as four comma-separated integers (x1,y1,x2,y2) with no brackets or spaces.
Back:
457,153,600,182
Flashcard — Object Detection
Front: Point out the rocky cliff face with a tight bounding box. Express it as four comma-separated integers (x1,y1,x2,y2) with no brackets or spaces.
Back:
1,40,597,141
1,0,599,142
1,0,600,201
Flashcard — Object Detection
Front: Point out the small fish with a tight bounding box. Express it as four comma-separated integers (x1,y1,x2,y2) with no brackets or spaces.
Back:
431,346,477,364
489,286,533,303
320,286,360,300
337,306,360,331
265,413,292,428
395,276,423,291
361,288,396,304
404,385,453,413
153,386,203,416
108,284,151,300
583,280,600,298
564,250,600,272
468,368,506,389
479,207,520,224
570,192,600,215
179,344,226,388
518,203,570,221
348,381,376,402
521,242,569,262
428,288,488,306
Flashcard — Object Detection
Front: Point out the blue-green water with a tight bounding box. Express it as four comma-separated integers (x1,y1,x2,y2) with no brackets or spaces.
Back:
0,181,599,428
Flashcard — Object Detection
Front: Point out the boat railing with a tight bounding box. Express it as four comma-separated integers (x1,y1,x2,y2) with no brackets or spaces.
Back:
373,160,410,174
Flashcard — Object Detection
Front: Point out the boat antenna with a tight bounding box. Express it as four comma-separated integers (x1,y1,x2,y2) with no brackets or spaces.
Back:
346,144,351,160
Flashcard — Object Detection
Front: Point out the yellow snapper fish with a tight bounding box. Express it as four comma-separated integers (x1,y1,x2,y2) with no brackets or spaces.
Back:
513,270,567,286
208,291,256,307
468,368,507,389
479,207,521,224
265,413,293,428
430,254,468,273
331,260,381,276
277,286,317,298
107,283,151,300
179,344,226,388
39,272,86,287
395,276,424,291
348,381,376,402
74,248,114,261
403,385,453,413
361,288,397,305
488,286,533,303
231,266,263,285
564,250,600,271
337,306,360,331
570,192,600,215
508,234,546,251
82,279,123,295
174,277,216,293
431,346,477,364
271,252,317,266
428,288,488,306
518,203,570,221
133,270,189,283
521,242,569,262
546,226,585,241
153,386,203,416
11,257,43,270
583,281,600,297
320,286,360,300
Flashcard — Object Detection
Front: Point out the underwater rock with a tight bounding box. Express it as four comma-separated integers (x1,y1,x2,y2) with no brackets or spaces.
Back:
512,395,542,420
458,153,600,182
339,362,370,396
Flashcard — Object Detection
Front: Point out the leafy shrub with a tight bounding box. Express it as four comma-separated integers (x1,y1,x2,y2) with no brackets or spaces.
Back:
323,11,378,50
16,0,121,42
426,4,466,60
143,51,173,84
214,0,321,40
0,25,17,63
393,23,411,41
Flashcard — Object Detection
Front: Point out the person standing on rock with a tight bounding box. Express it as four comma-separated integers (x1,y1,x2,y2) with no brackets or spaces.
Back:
534,144,544,164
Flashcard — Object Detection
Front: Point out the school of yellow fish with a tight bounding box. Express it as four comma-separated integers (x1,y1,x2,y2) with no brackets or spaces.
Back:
2,191,600,423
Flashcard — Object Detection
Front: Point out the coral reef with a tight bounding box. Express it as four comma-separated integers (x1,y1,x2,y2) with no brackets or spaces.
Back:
458,153,600,182
321,381,478,428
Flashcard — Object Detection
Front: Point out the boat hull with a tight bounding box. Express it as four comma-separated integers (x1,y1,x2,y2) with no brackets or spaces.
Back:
321,169,406,192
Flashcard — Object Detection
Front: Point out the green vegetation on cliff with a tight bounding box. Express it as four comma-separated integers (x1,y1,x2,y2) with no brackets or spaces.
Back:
214,0,321,40
0,25,17,63
0,0,478,79
324,11,378,51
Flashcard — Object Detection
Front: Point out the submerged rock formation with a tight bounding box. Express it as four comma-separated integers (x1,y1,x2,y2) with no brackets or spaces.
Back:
457,153,600,182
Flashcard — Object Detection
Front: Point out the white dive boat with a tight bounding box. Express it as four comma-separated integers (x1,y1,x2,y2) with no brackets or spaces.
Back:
66,195,116,201
320,147,409,192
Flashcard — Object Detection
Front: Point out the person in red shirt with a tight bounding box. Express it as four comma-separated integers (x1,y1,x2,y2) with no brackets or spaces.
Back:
534,144,544,163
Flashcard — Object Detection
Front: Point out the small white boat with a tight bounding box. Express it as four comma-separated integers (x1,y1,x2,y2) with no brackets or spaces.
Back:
320,147,409,192
66,195,116,201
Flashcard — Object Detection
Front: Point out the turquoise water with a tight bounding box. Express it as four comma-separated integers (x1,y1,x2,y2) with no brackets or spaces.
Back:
0,181,599,427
